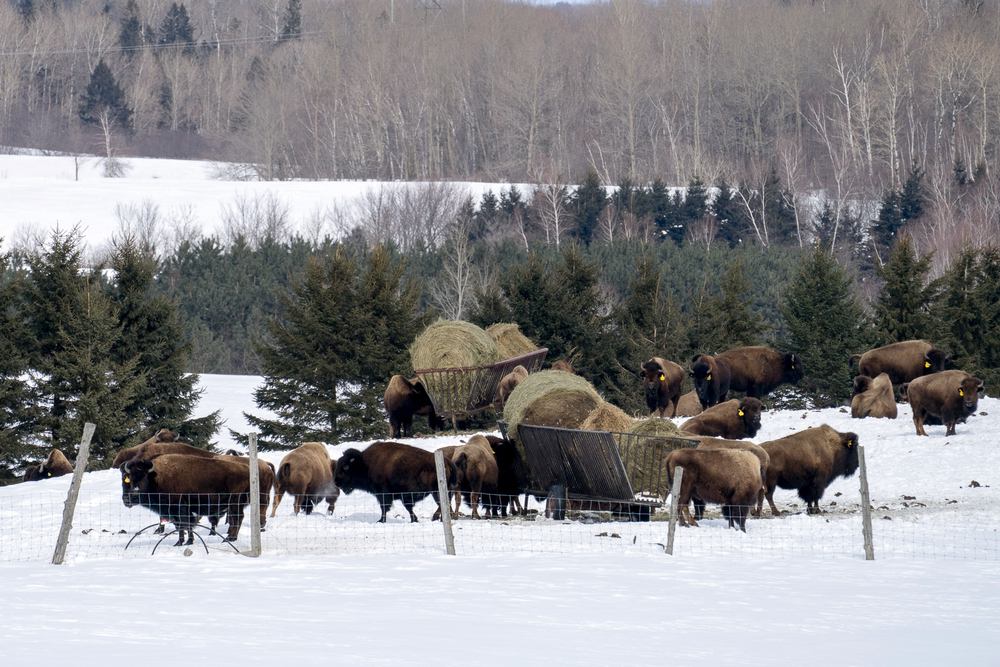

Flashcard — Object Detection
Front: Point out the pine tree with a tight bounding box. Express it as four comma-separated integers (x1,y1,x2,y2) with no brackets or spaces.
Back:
119,0,143,53
280,0,303,40
158,2,194,47
873,234,938,344
813,201,837,248
79,60,133,130
643,178,672,242
935,247,980,371
682,175,708,227
712,177,743,247
872,188,902,251
781,246,870,406
474,190,499,242
763,166,797,246
688,261,766,353
898,165,926,223
570,170,607,245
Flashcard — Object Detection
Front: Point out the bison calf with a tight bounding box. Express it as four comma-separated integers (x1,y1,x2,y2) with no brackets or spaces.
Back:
640,357,685,418
680,397,763,440
905,369,983,436
760,425,859,515
851,373,897,419
665,448,762,532
272,442,339,517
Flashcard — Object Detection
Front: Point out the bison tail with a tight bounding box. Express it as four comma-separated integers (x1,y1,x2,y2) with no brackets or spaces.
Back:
848,354,862,369
454,452,469,473
277,462,291,486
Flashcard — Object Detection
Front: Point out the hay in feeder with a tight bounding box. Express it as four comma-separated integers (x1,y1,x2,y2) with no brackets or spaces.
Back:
629,417,682,437
580,401,635,433
503,370,602,442
486,323,538,360
615,417,693,499
410,319,499,371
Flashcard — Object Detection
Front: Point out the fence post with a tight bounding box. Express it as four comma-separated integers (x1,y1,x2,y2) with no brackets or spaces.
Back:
434,449,456,555
665,466,683,556
52,422,95,565
247,433,262,558
858,445,875,561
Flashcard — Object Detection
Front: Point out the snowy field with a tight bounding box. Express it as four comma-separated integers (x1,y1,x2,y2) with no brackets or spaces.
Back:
2,373,999,665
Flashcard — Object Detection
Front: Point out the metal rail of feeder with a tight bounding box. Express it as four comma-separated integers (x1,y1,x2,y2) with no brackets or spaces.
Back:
414,347,548,423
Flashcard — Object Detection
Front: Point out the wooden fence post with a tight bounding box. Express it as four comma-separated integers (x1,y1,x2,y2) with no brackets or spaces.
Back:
52,422,95,565
247,433,262,558
665,466,683,556
858,445,875,561
434,449,456,555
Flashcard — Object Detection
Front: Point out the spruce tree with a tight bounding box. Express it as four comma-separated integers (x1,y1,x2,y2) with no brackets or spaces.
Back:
570,170,607,245
969,248,1000,383
781,246,870,406
159,3,194,47
935,247,980,371
119,0,143,53
688,261,766,353
873,235,938,344
712,177,745,247
280,0,303,40
872,188,902,251
79,60,133,130
763,166,797,246
682,176,708,227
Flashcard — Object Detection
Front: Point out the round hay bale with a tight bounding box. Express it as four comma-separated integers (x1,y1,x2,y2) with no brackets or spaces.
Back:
410,319,499,371
486,323,538,359
616,417,691,499
629,417,682,437
503,370,602,441
580,401,634,433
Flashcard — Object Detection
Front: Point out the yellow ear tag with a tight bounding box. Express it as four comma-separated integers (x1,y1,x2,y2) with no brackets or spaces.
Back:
924,361,932,369
738,409,745,417
706,373,712,381
47,472,52,477
959,388,965,397
658,373,666,382
124,476,131,484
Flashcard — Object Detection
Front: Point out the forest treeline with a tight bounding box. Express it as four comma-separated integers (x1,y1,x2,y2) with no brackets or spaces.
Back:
4,1,1000,268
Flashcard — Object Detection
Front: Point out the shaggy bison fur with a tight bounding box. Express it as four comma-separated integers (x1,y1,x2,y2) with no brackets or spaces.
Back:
851,340,950,385
689,354,732,409
497,365,529,408
716,346,804,398
384,375,443,438
905,370,984,436
24,449,74,481
271,442,339,517
759,425,859,515
111,429,214,469
680,397,763,440
334,441,457,523
673,391,703,417
691,437,770,518
451,435,500,519
851,373,897,419
640,357,685,418
664,448,763,532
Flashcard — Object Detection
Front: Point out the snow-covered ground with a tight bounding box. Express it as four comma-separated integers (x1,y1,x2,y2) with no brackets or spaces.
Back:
2,373,998,664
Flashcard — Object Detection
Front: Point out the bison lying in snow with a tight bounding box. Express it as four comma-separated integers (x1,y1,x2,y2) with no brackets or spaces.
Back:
334,441,457,523
680,397,763,440
271,442,339,517
716,346,804,398
664,448,762,532
384,375,444,438
905,370,983,436
640,357,685,418
497,365,529,408
689,354,732,409
23,448,74,481
851,373,897,419
760,425,859,515
450,435,499,519
121,454,266,546
851,340,949,385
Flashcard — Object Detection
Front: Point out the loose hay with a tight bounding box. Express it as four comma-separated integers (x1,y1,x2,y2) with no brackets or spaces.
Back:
486,323,538,360
503,370,603,441
580,401,635,433
615,417,694,499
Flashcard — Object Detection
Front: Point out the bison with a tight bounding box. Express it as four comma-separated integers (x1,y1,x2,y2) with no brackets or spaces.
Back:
759,425,859,515
905,369,983,436
384,375,443,438
851,340,950,385
680,397,763,440
691,437,770,518
851,373,897,419
23,449,74,481
716,346,804,398
550,359,575,373
664,448,763,531
271,442,339,517
497,365,529,408
483,435,530,517
333,441,457,523
121,454,262,546
450,435,500,519
640,357,685,418
673,391,703,417
689,354,732,409
111,428,210,469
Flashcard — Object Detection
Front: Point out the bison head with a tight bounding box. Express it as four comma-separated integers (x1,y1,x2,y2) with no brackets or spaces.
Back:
852,375,873,397
958,376,984,415
923,348,949,375
22,464,43,482
689,356,715,402
333,448,367,494
738,397,764,438
641,359,666,412
121,459,155,508
782,353,805,384
838,431,860,477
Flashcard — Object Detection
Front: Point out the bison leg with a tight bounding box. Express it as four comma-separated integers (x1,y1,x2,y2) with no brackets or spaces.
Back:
208,515,220,536
751,489,764,517
470,490,481,519
155,520,166,534
946,420,958,436
173,529,186,547
693,496,706,521
302,496,315,515
377,497,392,523
913,411,929,436
326,494,338,514
270,489,283,517
404,496,420,523
452,490,462,515
765,487,781,517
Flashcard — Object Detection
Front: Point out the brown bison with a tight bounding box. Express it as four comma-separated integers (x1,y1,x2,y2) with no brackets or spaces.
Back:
483,434,530,517
691,437,770,518
271,442,339,517
851,340,950,385
23,449,74,481
905,370,983,436
497,365,529,408
121,454,264,546
759,425,859,515
384,375,444,438
640,357,685,418
664,448,762,531
716,346,804,398
680,397,763,440
450,435,500,519
334,441,457,523
111,428,210,469
851,373,897,419
673,391,703,417
550,359,575,373
689,354,732,409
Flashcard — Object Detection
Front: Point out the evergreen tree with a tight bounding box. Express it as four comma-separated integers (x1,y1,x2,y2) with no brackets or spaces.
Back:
688,261,766,353
118,0,143,53
79,60,133,130
642,178,672,242
873,235,938,344
158,2,194,47
280,0,303,40
763,166,797,246
898,165,926,223
781,246,870,406
954,157,969,186
872,188,902,251
712,177,743,247
473,190,499,242
570,170,607,245
935,247,980,371
813,201,837,248
682,175,708,227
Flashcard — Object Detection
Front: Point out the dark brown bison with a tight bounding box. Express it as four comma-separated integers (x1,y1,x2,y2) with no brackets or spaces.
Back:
680,397,763,439
121,454,262,546
759,425,859,515
451,435,499,519
691,436,770,518
905,370,984,436
664,448,762,531
111,428,210,469
640,357,685,418
851,373,897,419
384,375,443,438
22,464,43,482
497,365,529,408
483,435,530,517
333,441,457,523
673,391,703,417
689,354,732,409
271,442,339,517
716,346,804,397
23,449,74,481
851,340,950,385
